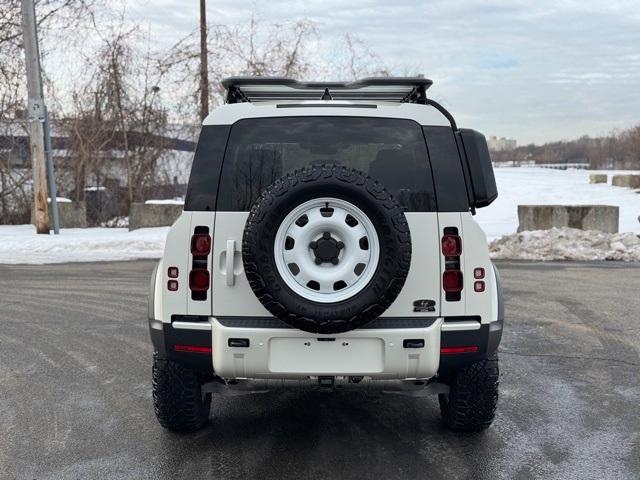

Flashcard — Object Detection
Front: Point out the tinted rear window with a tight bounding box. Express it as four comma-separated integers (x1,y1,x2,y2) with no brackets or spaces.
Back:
215,117,436,212
185,125,231,211
422,126,470,212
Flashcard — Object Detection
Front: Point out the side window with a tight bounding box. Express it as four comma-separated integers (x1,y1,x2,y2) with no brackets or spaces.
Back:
422,126,470,212
184,125,231,211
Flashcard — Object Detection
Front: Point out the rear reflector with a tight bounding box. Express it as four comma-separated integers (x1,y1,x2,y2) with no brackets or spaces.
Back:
174,345,212,354
443,270,463,292
167,266,179,278
189,269,210,291
167,280,179,291
441,346,479,355
441,234,462,256
191,234,212,256
474,280,485,292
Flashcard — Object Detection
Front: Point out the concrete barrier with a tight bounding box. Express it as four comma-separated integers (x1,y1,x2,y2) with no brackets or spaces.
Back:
611,174,640,189
31,200,87,228
589,174,607,184
517,205,619,233
129,203,183,230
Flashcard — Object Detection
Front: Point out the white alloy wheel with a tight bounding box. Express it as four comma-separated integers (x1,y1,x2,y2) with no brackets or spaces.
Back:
273,197,380,303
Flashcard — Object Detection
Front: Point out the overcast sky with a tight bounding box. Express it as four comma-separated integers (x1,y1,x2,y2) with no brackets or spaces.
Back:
126,0,640,144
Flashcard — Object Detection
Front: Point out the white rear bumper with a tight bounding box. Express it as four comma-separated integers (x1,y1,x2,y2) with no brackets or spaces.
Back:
211,317,443,380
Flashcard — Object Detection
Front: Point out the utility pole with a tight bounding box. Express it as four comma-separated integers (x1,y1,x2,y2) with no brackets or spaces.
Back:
21,0,60,234
199,0,209,122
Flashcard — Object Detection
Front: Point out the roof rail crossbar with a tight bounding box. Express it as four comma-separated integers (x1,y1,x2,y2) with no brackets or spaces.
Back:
221,76,433,105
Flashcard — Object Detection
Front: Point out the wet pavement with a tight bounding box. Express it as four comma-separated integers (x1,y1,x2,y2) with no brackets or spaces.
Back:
0,260,638,479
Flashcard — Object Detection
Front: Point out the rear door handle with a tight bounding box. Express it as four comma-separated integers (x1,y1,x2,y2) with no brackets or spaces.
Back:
226,239,235,286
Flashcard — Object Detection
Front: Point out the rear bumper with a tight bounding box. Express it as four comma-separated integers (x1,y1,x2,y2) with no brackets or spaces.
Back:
149,314,503,379
211,317,444,380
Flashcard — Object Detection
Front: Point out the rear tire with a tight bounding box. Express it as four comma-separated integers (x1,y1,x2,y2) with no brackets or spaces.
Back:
152,354,211,432
439,354,499,432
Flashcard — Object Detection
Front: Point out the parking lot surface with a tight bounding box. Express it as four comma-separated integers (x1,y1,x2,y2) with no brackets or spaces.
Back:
0,260,638,479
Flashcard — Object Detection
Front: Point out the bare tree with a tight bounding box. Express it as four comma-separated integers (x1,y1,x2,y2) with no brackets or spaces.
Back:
61,26,172,219
0,0,99,224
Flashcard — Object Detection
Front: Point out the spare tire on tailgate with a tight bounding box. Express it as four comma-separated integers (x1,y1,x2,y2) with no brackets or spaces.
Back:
242,164,411,334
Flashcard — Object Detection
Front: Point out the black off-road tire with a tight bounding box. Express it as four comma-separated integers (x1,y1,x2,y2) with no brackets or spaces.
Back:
242,164,411,334
152,354,211,432
439,354,499,432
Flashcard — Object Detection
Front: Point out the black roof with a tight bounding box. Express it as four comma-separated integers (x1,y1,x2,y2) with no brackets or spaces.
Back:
221,76,433,104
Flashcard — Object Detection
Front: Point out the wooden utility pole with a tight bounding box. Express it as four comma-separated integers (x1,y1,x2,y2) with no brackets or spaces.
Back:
21,0,59,233
199,0,210,122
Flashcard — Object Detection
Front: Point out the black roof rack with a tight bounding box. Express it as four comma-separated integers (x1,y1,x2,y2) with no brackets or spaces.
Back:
221,76,433,104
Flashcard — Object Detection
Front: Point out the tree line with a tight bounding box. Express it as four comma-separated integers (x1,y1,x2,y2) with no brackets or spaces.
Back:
491,125,640,169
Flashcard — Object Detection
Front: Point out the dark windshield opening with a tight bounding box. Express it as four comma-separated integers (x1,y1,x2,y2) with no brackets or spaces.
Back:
216,117,436,212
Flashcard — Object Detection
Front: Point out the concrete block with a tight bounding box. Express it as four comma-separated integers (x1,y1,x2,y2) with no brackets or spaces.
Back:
129,203,183,230
611,174,640,189
517,205,619,233
32,201,87,228
589,174,607,184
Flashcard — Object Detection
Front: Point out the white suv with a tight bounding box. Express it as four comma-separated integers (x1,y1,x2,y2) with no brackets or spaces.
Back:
148,77,503,433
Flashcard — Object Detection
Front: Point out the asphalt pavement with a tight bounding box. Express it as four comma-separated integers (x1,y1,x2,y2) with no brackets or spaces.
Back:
0,260,638,479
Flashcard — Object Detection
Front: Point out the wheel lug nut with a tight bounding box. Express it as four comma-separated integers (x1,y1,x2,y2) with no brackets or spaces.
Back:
323,232,331,240
336,241,344,249
331,258,339,265
315,258,323,265
309,241,318,249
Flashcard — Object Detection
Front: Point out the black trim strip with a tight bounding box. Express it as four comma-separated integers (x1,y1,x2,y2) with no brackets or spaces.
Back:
214,317,439,330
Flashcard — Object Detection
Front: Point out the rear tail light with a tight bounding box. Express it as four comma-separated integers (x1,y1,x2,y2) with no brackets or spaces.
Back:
443,270,464,292
441,234,462,256
442,227,462,301
190,226,211,300
191,234,211,256
189,268,210,292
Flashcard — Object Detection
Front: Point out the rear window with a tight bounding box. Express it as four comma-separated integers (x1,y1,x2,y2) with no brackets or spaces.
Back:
215,117,436,212
422,126,470,212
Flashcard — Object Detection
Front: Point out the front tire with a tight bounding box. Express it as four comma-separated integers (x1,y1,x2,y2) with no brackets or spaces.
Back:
152,355,211,432
439,354,499,432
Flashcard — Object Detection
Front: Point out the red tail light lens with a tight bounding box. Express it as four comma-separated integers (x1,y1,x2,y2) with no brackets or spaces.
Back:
191,234,211,256
189,269,210,291
441,234,462,256
174,345,212,354
441,345,479,355
443,270,463,292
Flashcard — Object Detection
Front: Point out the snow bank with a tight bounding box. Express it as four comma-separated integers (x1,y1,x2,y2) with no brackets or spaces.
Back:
100,216,129,228
145,198,184,205
489,228,640,262
0,225,168,264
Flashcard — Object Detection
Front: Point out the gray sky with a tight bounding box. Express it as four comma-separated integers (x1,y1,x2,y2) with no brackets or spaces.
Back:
126,0,640,144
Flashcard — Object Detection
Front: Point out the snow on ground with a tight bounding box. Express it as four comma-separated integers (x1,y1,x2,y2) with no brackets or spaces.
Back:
0,224,168,264
145,198,184,205
489,228,640,262
1,168,639,264
475,168,640,240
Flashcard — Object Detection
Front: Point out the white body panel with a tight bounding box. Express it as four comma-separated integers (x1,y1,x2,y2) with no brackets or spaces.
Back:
150,102,501,382
203,101,450,127
211,317,443,379
210,211,442,318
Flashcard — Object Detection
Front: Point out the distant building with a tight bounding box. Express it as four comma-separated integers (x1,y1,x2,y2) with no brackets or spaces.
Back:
487,136,517,152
